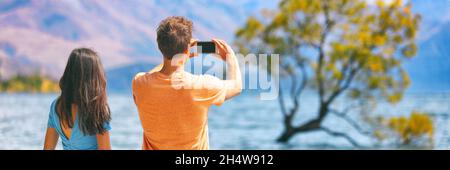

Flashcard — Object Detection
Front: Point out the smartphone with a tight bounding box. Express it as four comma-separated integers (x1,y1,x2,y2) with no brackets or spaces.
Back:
197,41,216,54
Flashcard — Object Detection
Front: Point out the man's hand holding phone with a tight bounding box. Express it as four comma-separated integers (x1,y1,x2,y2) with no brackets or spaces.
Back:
211,38,242,99
194,38,236,61
212,39,236,61
192,38,242,99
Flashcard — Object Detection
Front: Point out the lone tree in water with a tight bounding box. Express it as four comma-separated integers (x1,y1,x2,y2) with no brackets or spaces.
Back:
235,0,420,146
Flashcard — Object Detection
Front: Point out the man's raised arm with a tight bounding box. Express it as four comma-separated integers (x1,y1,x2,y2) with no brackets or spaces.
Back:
212,39,242,100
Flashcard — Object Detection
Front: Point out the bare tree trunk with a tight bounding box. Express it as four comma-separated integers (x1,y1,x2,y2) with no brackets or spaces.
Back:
276,118,322,142
277,102,361,146
277,127,295,143
277,112,323,143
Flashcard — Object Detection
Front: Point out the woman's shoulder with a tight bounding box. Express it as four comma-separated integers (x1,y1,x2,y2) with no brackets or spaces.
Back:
49,98,59,114
47,98,60,128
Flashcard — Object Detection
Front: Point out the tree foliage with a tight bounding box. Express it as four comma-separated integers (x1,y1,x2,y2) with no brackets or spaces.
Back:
388,111,434,145
0,75,59,93
372,111,434,148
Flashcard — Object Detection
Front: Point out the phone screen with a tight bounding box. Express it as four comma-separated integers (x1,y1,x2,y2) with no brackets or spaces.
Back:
197,41,216,54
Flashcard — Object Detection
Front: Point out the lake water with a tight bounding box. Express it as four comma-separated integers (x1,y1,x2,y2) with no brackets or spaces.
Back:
0,92,449,150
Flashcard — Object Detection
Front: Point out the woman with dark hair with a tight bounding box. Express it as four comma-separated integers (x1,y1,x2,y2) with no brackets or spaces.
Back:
43,48,112,150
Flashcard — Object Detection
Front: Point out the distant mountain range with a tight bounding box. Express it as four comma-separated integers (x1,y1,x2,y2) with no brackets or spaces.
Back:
106,62,156,93
0,0,277,78
0,0,449,92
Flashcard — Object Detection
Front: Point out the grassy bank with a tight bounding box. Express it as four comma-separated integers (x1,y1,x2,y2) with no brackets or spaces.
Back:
0,75,59,93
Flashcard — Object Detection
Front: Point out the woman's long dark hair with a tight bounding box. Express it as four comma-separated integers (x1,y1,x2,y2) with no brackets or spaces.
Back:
57,48,111,135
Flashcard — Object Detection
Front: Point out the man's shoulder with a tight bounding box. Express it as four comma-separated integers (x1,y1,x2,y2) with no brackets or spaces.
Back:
132,72,155,86
133,72,148,81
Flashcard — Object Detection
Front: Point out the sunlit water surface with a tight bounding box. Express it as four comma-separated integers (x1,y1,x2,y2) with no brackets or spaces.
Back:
0,92,449,150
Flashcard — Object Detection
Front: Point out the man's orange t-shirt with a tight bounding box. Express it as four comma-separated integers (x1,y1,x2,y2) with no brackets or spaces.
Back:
132,68,226,150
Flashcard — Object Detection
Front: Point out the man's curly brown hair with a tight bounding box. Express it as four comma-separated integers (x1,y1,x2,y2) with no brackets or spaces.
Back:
157,16,193,59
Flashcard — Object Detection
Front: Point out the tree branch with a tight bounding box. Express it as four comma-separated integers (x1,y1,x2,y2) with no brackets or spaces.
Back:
289,70,298,100
317,1,335,104
334,53,356,94
325,54,365,106
329,108,373,137
289,61,308,117
320,126,362,148
294,61,308,99
278,86,288,116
